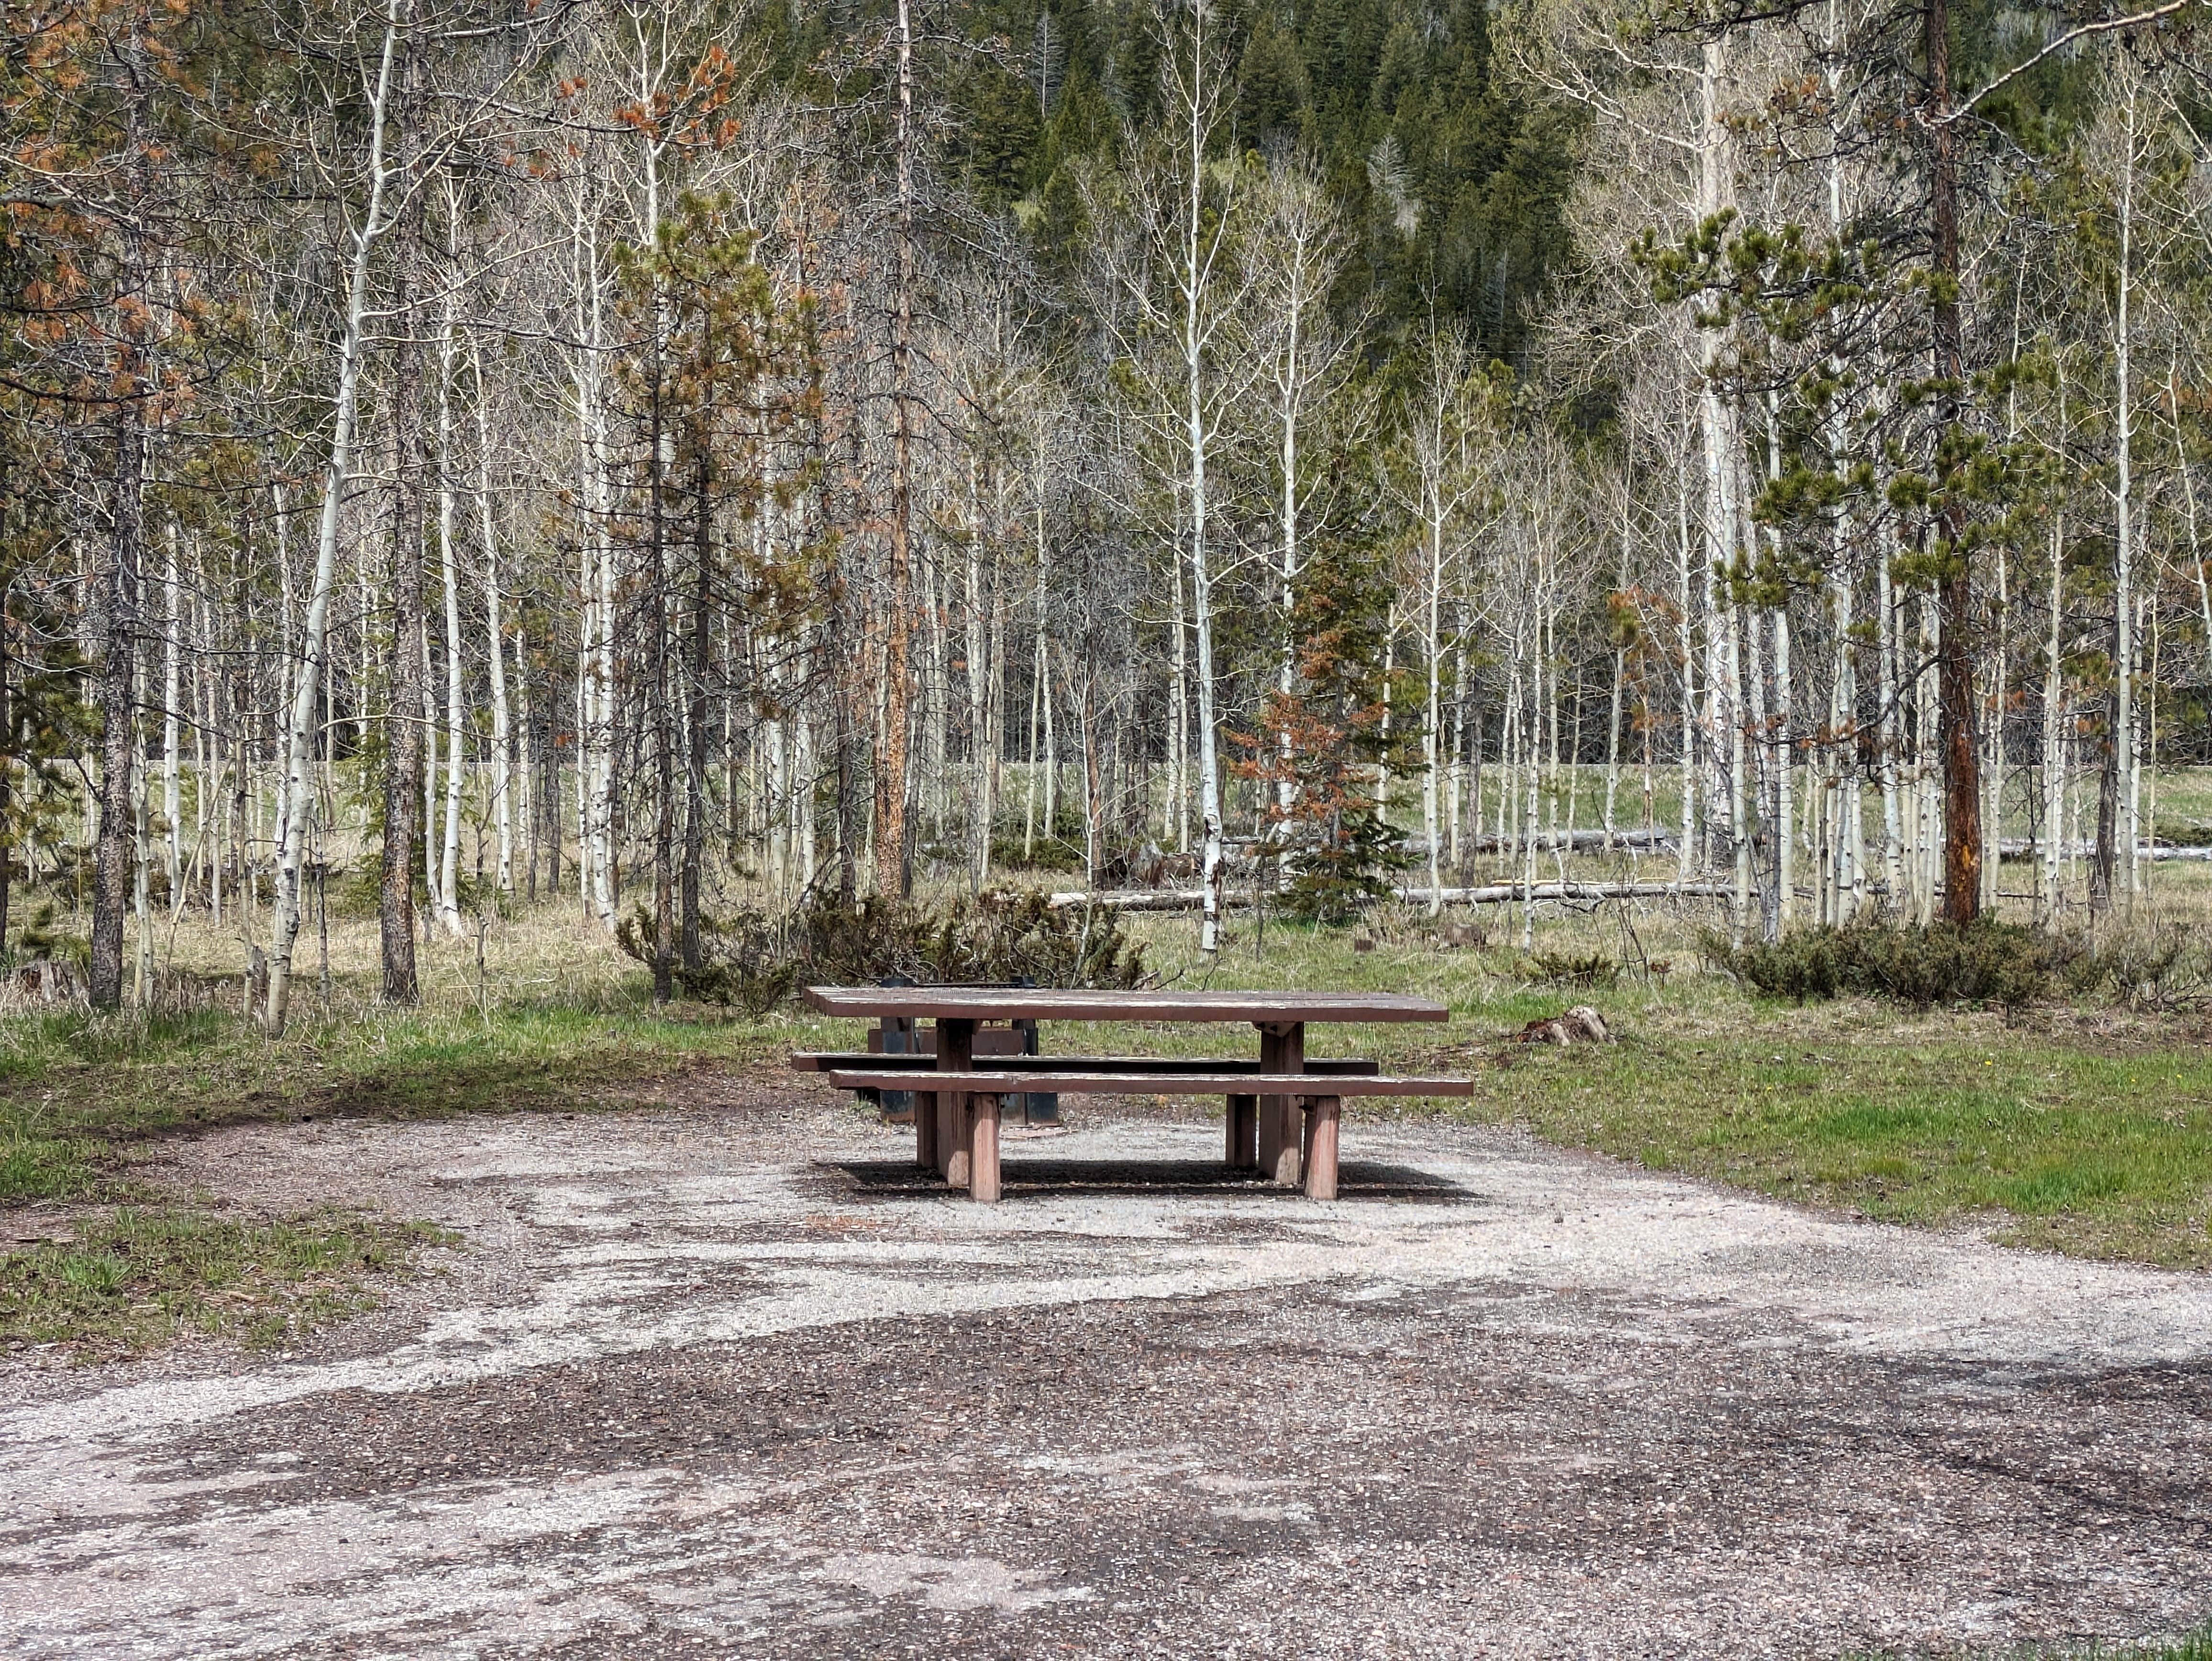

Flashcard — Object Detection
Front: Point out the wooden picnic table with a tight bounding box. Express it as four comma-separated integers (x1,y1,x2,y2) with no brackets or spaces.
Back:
799,986,1459,1203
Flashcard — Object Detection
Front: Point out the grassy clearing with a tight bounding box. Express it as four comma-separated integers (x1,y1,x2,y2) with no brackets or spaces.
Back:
0,1205,454,1359
0,790,2209,1310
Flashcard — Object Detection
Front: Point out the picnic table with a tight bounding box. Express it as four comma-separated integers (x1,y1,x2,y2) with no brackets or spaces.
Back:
793,986,1471,1205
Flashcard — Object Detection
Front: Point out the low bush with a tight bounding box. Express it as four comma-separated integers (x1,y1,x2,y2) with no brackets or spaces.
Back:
2061,923,2209,1010
619,886,1151,1013
1706,917,2061,1009
1524,950,1620,990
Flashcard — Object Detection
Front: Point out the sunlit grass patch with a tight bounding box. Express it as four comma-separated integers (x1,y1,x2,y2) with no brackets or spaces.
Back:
0,1206,457,1359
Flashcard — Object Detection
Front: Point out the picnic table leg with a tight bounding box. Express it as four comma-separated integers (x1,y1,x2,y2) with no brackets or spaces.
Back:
1226,1094,1258,1168
936,1019,974,1186
915,1091,939,1169
1301,1095,1341,1201
1256,1022,1305,1186
969,1091,1002,1204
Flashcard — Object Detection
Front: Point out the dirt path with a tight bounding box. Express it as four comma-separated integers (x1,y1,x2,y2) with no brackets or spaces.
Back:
2,1081,2209,1659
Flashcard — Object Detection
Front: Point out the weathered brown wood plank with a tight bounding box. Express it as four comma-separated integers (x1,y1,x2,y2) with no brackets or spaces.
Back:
802,987,1448,1023
1226,1093,1258,1168
818,1070,1473,1096
1303,1096,1342,1201
792,1052,1383,1077
969,1092,1002,1204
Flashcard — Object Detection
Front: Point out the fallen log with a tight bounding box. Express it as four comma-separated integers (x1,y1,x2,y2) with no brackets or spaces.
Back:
1046,881,1731,911
1995,838,2212,862
1396,881,1733,905
1405,828,1678,854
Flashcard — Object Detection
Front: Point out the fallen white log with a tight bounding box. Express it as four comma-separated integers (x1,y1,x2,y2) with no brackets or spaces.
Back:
1404,829,1678,854
1047,888,1240,912
1996,839,2212,862
1047,881,1731,912
1396,882,1733,905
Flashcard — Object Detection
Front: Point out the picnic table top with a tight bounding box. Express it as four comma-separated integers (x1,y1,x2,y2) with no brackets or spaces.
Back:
800,986,1451,1024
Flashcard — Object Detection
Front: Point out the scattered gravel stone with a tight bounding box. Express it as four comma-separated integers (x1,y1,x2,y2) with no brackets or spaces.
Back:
1,1079,2206,1657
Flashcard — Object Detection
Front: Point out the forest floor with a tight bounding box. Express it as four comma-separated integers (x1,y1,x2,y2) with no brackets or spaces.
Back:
2,1088,2210,1659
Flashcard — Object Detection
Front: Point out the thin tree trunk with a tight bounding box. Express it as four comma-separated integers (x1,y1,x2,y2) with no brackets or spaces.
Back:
2112,74,2140,912
267,6,401,1031
1927,0,1982,923
435,286,465,936
874,0,917,898
380,36,426,1005
472,342,513,895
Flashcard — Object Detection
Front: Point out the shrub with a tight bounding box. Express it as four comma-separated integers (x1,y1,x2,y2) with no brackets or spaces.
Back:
1706,917,2058,1009
1523,950,1619,990
619,886,1150,1012
2061,924,2207,1010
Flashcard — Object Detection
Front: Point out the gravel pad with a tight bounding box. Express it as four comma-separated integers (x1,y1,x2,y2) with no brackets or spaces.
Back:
2,1089,2208,1658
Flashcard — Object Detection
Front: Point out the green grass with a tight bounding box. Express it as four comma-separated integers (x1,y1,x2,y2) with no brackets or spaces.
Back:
1471,1007,2212,1268
1849,1624,2212,1659
1,861,2209,1358
0,998,797,1202
0,1205,455,1357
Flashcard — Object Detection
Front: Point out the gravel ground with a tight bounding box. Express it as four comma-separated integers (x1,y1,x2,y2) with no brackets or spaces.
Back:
2,1075,2209,1660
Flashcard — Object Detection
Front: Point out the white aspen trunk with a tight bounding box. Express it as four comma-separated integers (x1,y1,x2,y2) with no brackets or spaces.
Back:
1831,568,1860,921
199,590,217,922
162,525,181,908
987,470,1007,884
1025,454,1048,860
1986,547,2007,909
1041,634,1057,844
964,458,989,890
1175,18,1225,952
1520,685,1540,950
1024,645,1041,859
435,291,465,936
512,622,531,893
472,340,513,894
2173,357,2212,694
1730,610,1750,946
2113,79,2139,907
1774,608,1793,930
1499,666,1518,876
1878,532,1903,908
2043,498,2067,918
1169,531,1188,852
923,547,947,840
1675,442,1697,881
1696,41,1740,879
273,509,294,867
1603,484,1627,853
356,557,373,748
797,700,817,892
133,716,152,1007
1422,497,1444,912
1449,631,1467,875
265,5,402,1034
1380,612,1396,823
421,615,439,912
587,295,616,924
1275,267,1302,823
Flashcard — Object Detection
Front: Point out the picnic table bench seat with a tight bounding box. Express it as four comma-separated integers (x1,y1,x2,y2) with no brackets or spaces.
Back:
792,1052,1384,1076
823,1067,1473,1204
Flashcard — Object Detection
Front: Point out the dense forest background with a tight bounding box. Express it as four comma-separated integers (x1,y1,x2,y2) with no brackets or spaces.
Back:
2,0,2208,1019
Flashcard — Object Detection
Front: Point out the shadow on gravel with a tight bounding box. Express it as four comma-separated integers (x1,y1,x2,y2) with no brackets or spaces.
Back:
820,1158,1474,1202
